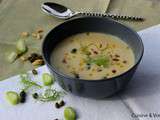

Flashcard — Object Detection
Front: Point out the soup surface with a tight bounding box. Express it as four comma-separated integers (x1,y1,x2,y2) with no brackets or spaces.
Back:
51,32,135,80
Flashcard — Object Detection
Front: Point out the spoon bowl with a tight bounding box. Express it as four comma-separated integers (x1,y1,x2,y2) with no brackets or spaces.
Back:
41,2,76,19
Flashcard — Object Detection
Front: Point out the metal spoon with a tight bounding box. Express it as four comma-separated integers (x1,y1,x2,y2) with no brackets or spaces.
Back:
41,2,145,21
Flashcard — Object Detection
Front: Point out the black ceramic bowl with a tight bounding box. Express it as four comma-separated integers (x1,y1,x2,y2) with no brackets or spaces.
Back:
42,16,144,99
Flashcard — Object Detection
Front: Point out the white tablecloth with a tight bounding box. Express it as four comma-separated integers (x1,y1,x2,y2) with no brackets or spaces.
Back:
1,24,160,120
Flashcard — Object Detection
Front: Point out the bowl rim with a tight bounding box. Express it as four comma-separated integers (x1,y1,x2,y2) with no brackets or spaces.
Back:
42,16,144,82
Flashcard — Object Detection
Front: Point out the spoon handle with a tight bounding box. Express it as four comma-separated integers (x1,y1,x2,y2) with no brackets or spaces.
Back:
76,12,145,21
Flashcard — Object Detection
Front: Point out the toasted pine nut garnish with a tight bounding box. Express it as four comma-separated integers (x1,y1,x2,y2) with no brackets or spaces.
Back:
36,28,44,33
112,69,117,73
99,43,102,48
71,67,76,71
32,33,37,38
36,33,42,40
123,60,127,64
32,59,44,66
64,53,69,56
72,55,76,58
92,68,96,72
112,58,119,61
20,56,28,61
115,54,120,57
112,44,116,48
66,65,70,68
120,65,124,68
79,59,84,66
62,58,67,64
32,32,43,40
79,67,84,71
89,73,93,76
21,32,29,37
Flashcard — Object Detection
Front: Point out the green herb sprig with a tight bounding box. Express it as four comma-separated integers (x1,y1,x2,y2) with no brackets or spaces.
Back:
86,55,110,67
20,74,42,91
33,88,64,102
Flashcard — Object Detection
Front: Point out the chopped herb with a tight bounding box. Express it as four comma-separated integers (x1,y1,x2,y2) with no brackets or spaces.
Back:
64,107,76,120
5,91,20,105
86,55,110,67
42,73,54,86
71,48,77,53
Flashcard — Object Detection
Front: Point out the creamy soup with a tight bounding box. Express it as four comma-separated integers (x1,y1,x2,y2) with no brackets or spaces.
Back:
51,32,135,80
